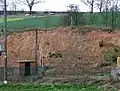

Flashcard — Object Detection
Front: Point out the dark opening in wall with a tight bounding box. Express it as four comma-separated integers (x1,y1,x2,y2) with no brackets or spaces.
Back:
24,62,31,76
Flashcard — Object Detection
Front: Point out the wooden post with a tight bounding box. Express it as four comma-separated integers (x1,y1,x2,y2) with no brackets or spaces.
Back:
35,29,38,73
4,0,8,84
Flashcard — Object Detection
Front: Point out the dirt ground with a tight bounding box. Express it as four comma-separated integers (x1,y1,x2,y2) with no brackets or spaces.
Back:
0,26,120,89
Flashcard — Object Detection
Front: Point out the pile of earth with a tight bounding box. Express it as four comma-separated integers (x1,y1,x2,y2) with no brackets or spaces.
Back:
0,26,119,68
0,26,120,88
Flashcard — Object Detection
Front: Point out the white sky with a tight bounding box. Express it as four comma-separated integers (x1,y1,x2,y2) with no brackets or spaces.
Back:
8,0,98,12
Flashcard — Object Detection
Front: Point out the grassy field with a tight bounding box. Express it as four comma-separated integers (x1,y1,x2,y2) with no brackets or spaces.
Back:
0,18,24,23
0,15,62,31
0,84,110,91
7,16,61,30
0,12,120,32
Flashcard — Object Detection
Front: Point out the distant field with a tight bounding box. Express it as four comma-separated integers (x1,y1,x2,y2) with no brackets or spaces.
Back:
0,84,107,91
0,18,24,23
0,15,62,31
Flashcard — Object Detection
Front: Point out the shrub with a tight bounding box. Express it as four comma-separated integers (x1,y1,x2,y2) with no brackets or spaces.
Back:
61,12,87,27
48,52,62,58
101,27,112,33
104,47,120,63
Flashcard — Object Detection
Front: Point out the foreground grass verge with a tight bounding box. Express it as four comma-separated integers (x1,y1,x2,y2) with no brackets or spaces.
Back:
0,84,112,91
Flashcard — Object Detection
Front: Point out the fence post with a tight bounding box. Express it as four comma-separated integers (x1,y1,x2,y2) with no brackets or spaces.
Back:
3,0,8,85
35,29,38,73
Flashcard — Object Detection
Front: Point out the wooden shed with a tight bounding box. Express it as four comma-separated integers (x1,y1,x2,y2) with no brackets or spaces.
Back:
17,60,36,77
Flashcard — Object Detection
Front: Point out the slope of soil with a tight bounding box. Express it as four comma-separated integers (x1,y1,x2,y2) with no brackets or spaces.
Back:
0,27,120,88
0,27,119,69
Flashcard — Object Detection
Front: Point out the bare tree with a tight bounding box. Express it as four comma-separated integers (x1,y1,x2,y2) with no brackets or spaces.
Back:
18,0,43,14
95,0,106,12
81,0,95,25
0,0,4,4
74,5,79,26
10,0,17,11
81,0,95,13
111,0,119,31
103,0,111,27
67,4,79,26
68,4,75,12
68,4,75,26
103,0,119,31
0,0,9,11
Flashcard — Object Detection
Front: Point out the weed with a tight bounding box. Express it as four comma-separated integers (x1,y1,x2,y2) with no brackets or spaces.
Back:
104,47,120,63
48,52,62,58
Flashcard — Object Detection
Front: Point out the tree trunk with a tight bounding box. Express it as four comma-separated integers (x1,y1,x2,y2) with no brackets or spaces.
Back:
91,0,94,13
100,1,102,13
75,12,78,26
91,6,93,13
114,5,118,30
105,12,108,27
111,10,114,31
29,6,32,15
100,8,102,13
105,7,108,28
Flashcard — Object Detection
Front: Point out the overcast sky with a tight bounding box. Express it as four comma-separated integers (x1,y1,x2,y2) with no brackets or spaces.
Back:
8,0,98,12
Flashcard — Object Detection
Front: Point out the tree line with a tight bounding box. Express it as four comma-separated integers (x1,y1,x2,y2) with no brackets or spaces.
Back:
0,0,43,15
62,0,120,32
0,0,120,31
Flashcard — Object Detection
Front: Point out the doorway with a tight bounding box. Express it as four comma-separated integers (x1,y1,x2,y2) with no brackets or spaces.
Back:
24,62,31,76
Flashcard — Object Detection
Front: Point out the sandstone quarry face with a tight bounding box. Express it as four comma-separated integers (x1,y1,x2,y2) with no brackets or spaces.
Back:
0,27,120,67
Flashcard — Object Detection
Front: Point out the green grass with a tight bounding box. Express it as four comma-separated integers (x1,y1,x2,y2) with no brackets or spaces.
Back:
0,12,120,32
0,16,62,31
0,18,24,23
0,84,108,91
8,16,61,30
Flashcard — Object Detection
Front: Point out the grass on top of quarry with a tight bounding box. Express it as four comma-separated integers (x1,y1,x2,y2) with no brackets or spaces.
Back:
0,84,116,91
